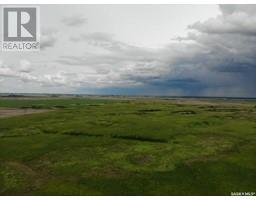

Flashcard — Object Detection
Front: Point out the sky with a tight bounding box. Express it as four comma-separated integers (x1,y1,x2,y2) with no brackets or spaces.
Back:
0,4,256,97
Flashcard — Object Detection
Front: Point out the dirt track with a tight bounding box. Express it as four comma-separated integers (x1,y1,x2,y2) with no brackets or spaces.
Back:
0,109,51,118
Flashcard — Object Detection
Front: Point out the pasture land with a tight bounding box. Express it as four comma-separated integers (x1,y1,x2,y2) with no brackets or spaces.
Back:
0,97,255,195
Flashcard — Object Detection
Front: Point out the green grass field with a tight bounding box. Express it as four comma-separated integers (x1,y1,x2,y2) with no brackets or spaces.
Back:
0,97,256,195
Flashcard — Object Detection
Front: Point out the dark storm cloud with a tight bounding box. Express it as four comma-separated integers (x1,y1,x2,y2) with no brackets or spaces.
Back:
161,5,256,97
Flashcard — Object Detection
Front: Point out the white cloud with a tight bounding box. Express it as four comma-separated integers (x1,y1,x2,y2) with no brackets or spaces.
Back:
19,60,32,73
